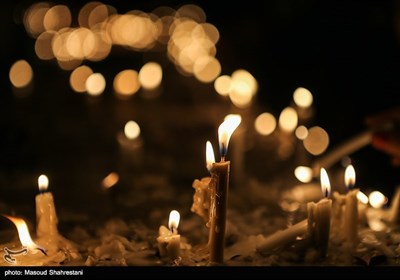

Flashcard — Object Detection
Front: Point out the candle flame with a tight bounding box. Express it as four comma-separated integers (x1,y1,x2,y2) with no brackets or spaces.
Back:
168,210,180,233
320,168,331,198
294,166,313,183
206,141,215,171
3,215,46,254
218,114,241,160
357,191,369,204
369,191,387,209
344,164,356,189
38,174,49,192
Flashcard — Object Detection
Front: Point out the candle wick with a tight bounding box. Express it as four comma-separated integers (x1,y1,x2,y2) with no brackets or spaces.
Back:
221,156,225,162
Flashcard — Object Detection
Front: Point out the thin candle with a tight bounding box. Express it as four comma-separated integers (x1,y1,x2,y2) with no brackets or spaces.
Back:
343,164,359,249
208,114,241,264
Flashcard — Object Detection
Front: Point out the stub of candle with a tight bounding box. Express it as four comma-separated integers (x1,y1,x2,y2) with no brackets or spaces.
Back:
157,225,181,260
35,192,59,238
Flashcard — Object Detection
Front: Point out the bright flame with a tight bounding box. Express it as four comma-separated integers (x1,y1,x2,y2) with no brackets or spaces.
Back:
357,191,369,204
124,121,141,140
369,191,387,208
295,125,308,140
218,115,242,159
254,113,276,136
168,210,180,233
101,172,119,189
278,107,298,133
206,141,215,171
344,164,356,189
3,215,45,253
38,174,49,192
293,87,313,108
294,166,313,183
320,168,331,198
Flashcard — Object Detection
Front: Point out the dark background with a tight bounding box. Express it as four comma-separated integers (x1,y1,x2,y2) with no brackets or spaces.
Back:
0,0,399,222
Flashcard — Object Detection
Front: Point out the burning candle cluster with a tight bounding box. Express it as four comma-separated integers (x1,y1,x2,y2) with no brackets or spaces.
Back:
2,1,400,268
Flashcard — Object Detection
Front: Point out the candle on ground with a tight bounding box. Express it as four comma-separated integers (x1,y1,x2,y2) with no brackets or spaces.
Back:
36,175,58,238
307,168,332,258
343,164,359,249
208,114,241,264
157,210,181,260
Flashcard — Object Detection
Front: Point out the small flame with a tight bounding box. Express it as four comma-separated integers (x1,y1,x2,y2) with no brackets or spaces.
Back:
294,166,313,183
3,215,45,254
344,164,356,189
357,191,369,204
168,210,180,233
206,141,215,171
369,191,387,209
38,174,49,192
218,114,241,160
320,168,331,198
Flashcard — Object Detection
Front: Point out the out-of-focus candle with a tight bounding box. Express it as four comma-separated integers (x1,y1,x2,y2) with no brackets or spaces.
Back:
36,175,58,238
307,168,332,258
157,210,181,260
343,164,359,249
384,187,400,224
357,191,369,225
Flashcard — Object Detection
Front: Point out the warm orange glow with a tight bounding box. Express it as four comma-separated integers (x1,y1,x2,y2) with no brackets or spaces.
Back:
35,31,56,60
9,60,33,88
176,4,206,23
369,191,387,208
86,73,106,96
43,5,72,32
38,174,49,192
218,115,242,159
357,191,369,204
200,23,220,44
138,62,163,90
79,2,102,28
3,215,44,253
52,28,73,62
88,4,116,28
278,107,298,132
293,87,313,108
168,210,180,233
320,168,331,198
214,75,231,96
65,28,96,60
23,2,50,38
344,164,356,189
206,141,215,171
124,121,141,140
102,172,119,189
113,70,140,96
303,126,329,155
294,166,313,183
193,56,221,83
70,65,93,93
254,113,276,136
295,125,308,140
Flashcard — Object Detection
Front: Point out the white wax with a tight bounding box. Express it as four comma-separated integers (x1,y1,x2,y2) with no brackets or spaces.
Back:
343,189,359,249
256,219,308,253
191,177,212,223
35,192,58,238
331,192,346,238
157,225,180,260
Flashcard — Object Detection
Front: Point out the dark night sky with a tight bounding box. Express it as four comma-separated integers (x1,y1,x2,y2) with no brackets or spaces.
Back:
0,0,400,215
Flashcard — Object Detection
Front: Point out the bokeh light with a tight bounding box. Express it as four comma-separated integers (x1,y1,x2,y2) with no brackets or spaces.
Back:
278,107,298,132
70,65,93,93
86,72,106,96
254,113,276,136
9,60,33,88
303,126,329,155
114,70,140,96
138,62,163,90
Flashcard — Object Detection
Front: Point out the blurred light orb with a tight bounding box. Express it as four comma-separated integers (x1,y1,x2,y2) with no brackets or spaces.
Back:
113,70,140,96
279,107,298,132
255,113,276,136
293,87,313,108
124,121,141,140
138,62,163,90
303,126,329,155
86,73,106,96
9,60,33,88
70,65,93,93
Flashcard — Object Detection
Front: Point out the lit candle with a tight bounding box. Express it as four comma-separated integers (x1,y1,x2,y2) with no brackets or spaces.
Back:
36,175,58,238
157,210,181,260
208,114,241,264
307,168,332,258
191,141,214,223
343,164,359,249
